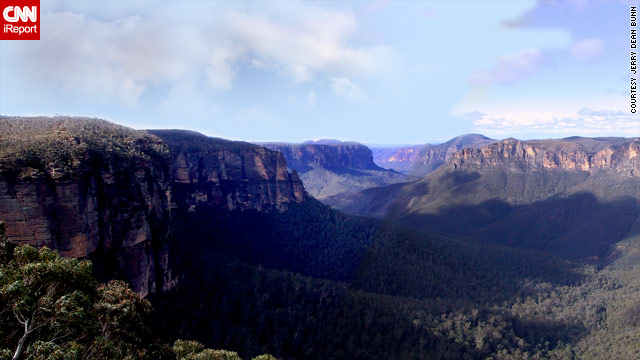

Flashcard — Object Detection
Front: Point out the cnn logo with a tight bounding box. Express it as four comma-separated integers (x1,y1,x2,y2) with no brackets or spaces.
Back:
3,6,37,22
1,0,40,40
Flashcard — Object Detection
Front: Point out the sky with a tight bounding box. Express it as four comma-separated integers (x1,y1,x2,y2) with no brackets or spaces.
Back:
1,0,638,144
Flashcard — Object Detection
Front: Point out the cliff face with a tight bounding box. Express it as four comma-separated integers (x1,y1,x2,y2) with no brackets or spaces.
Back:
0,118,174,297
0,118,306,297
372,134,495,175
450,137,640,176
260,140,408,199
149,130,306,212
262,142,382,173
370,146,424,173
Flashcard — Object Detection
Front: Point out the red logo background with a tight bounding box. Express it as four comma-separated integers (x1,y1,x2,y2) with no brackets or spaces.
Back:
1,0,40,40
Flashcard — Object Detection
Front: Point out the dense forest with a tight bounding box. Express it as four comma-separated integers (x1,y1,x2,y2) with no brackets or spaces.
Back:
152,198,640,359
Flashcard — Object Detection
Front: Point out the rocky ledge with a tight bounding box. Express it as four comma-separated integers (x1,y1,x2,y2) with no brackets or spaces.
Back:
450,137,640,176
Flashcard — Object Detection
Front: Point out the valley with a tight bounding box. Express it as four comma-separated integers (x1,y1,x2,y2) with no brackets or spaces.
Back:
0,117,639,359
259,140,409,199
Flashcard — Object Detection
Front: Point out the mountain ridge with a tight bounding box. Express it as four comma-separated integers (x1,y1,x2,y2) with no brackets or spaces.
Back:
260,140,409,199
328,136,640,260
372,133,496,175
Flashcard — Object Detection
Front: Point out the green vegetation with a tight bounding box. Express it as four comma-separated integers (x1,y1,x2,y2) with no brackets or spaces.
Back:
0,222,274,360
0,117,169,180
147,129,260,154
298,167,409,200
328,167,640,260
156,214,640,359
155,199,593,359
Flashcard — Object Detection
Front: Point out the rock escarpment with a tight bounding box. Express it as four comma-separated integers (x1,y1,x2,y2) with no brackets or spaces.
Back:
370,146,424,174
0,118,306,296
450,137,640,177
149,130,306,212
262,140,382,172
372,134,495,175
260,140,408,199
0,118,173,297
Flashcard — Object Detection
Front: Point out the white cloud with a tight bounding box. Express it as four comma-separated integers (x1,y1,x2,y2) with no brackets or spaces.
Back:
570,38,603,60
577,107,625,116
224,8,388,83
8,12,189,104
6,1,389,104
467,107,640,136
473,48,543,85
205,46,238,90
331,77,364,102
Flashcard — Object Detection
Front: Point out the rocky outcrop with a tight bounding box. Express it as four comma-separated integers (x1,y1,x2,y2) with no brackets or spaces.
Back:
372,134,495,176
370,146,424,173
149,130,306,212
450,137,640,177
262,141,382,173
260,140,408,199
0,118,174,297
0,118,306,297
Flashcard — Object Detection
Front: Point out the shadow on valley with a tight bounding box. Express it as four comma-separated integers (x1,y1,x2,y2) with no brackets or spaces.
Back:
151,198,588,359
395,192,640,261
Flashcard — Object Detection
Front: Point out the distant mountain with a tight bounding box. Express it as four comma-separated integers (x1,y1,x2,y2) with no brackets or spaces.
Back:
260,141,409,199
370,145,424,173
328,136,640,260
371,134,496,176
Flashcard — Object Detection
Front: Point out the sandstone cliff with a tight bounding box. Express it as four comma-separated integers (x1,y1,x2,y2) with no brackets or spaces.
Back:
149,130,306,212
0,117,174,297
372,134,495,175
450,137,640,177
262,141,382,172
260,140,408,199
370,145,424,173
328,136,640,261
0,118,306,296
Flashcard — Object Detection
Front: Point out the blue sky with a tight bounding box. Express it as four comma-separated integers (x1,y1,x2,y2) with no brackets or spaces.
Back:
1,0,638,143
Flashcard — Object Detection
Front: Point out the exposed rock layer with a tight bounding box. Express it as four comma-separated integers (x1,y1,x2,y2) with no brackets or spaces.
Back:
372,134,495,175
260,140,408,199
0,118,305,296
450,137,640,177
262,141,382,172
149,130,306,212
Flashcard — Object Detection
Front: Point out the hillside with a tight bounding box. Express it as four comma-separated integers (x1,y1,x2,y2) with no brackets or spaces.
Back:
260,140,409,199
328,136,640,260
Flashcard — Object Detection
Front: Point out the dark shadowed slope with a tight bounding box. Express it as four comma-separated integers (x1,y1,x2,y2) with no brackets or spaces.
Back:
329,137,640,260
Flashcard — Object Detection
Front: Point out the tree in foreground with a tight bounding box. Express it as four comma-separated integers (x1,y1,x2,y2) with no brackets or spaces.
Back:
0,222,277,360
0,221,96,360
173,340,276,360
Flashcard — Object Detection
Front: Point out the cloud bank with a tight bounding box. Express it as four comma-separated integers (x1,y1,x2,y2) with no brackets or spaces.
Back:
6,2,390,105
467,108,639,137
